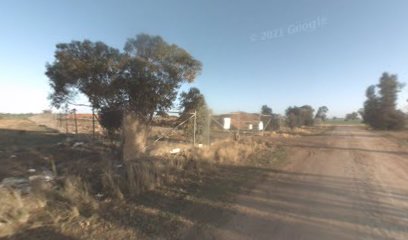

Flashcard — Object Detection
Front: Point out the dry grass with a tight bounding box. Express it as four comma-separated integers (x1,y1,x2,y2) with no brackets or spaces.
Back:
0,185,47,237
29,114,103,135
0,118,48,132
0,176,103,237
185,138,272,165
57,177,99,216
0,116,292,239
101,158,164,199
146,137,286,172
380,129,408,147
262,126,333,138
0,188,29,237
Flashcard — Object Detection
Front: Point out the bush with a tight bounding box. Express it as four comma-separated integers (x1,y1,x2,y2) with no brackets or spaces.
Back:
99,108,123,137
285,105,315,129
363,73,406,130
384,110,406,130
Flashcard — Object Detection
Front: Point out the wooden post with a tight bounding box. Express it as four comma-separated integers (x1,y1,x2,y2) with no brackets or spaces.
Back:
207,112,211,145
193,110,197,146
58,113,62,128
65,112,68,134
73,108,78,134
92,108,95,139
237,112,240,138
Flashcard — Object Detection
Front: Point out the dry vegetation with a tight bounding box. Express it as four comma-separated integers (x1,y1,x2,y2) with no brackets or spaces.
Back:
378,129,408,147
30,114,103,135
0,116,293,239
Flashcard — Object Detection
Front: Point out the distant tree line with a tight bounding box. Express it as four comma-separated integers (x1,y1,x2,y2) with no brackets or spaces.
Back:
259,104,330,130
345,112,359,121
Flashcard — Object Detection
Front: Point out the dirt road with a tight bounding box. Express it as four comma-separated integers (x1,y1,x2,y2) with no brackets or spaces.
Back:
206,126,408,240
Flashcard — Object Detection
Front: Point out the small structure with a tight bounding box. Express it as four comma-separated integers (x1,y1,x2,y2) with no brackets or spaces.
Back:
258,121,264,130
223,118,231,130
217,112,260,130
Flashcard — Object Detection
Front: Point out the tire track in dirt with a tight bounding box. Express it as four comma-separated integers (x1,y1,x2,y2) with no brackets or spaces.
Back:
198,126,408,240
349,129,408,240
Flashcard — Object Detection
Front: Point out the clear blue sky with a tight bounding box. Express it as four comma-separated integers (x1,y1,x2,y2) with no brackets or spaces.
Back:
1,0,407,117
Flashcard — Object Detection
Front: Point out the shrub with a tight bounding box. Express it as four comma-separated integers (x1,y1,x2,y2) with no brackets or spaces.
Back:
384,110,406,130
285,105,315,129
363,73,405,130
99,107,123,137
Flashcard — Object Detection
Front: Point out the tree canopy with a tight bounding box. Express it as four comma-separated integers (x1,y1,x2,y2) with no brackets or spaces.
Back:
261,105,273,116
46,34,202,132
179,87,209,144
285,105,315,128
46,40,122,109
362,72,406,130
315,106,329,121
345,112,359,121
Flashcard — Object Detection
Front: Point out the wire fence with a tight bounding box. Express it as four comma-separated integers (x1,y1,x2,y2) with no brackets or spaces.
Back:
32,106,284,149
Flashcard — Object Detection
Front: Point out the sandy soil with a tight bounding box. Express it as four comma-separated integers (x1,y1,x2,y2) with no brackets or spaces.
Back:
200,126,408,240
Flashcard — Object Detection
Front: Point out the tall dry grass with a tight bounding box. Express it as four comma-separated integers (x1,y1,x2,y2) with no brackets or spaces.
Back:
0,131,274,238
0,188,29,237
101,159,162,199
0,183,47,237
187,138,271,165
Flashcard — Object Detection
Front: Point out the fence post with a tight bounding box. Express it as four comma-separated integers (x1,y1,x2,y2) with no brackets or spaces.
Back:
73,109,78,134
65,111,68,134
92,108,95,139
193,110,197,146
58,113,62,128
237,112,240,138
207,112,211,145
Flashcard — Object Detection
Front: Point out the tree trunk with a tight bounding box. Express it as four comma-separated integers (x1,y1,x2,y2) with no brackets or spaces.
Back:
122,112,148,161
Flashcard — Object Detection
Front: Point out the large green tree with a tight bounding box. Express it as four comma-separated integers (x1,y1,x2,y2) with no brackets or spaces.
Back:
299,105,315,126
121,34,202,124
261,105,273,116
345,112,359,121
46,40,123,109
46,34,202,158
260,105,273,130
362,85,381,127
285,105,315,129
315,106,329,121
363,72,405,130
179,87,209,144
